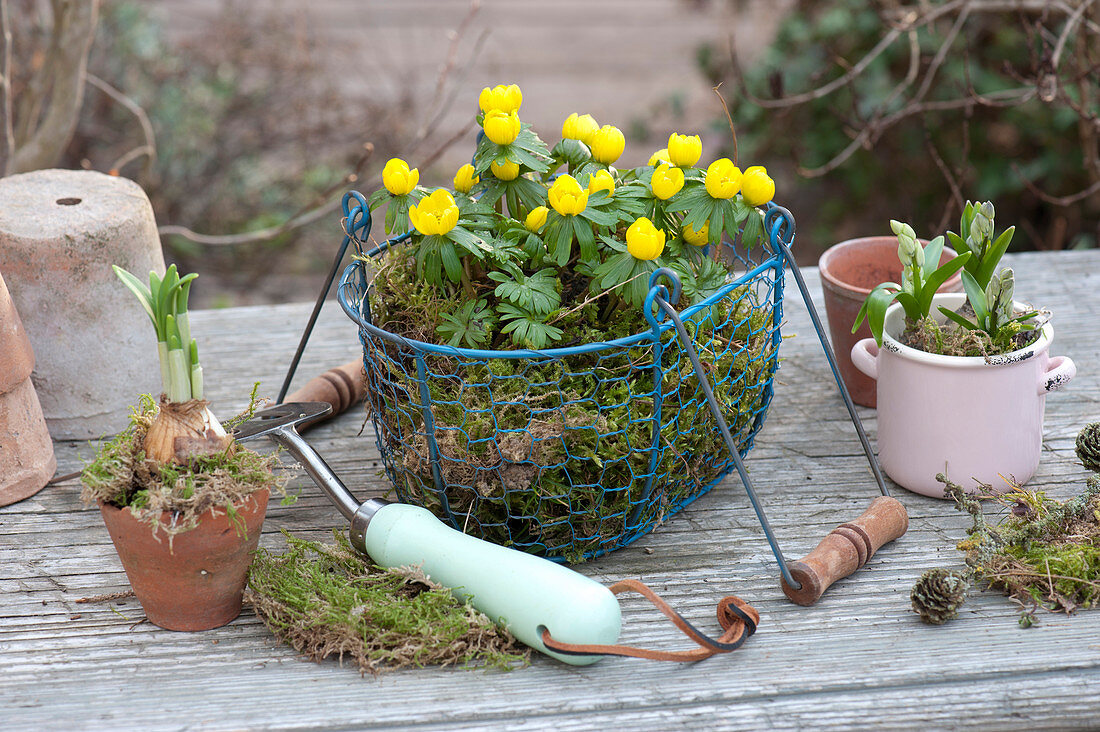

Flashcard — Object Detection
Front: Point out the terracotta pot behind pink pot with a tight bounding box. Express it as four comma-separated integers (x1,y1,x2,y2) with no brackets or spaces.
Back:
851,293,1076,498
99,489,270,631
819,237,963,408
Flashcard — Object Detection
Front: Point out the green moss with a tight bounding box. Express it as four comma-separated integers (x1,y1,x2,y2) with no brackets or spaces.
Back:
246,531,528,673
362,255,779,560
942,473,1100,622
80,395,289,538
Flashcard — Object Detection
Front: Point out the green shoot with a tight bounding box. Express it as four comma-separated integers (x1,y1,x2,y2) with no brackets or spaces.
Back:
938,268,1039,347
113,264,203,402
946,201,1015,290
852,222,970,346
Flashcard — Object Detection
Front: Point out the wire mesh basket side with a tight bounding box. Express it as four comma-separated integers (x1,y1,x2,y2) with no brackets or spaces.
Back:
337,207,788,562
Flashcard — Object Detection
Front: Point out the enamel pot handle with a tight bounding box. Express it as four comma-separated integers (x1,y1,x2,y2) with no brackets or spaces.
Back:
1038,355,1077,395
851,338,879,381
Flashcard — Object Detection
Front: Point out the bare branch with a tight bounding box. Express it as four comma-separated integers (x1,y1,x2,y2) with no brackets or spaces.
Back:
6,0,100,175
418,120,476,172
158,143,374,246
108,145,155,175
712,82,738,165
913,2,972,104
410,24,490,158
1,0,13,168
1011,166,1100,206
85,73,156,181
418,0,481,141
797,87,1035,178
1051,0,1097,69
925,133,965,232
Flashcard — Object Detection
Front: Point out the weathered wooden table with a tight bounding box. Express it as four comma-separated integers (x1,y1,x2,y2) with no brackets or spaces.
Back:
4,250,1099,730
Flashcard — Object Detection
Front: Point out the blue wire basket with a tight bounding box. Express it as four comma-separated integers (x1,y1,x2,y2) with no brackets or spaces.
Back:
337,199,792,562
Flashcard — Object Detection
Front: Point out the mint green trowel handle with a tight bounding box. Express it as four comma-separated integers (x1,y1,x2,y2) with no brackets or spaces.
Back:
362,503,622,666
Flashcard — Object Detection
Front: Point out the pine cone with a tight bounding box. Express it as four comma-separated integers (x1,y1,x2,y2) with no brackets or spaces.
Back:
1076,423,1100,474
911,568,970,625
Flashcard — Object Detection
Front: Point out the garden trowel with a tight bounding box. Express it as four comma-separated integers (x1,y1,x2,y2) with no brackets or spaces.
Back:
234,401,622,666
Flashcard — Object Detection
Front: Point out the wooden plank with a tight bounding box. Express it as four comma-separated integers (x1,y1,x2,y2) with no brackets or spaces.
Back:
2,250,1098,730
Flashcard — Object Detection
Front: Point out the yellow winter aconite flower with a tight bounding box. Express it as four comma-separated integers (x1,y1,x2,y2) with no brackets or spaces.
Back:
409,189,460,236
626,217,665,261
667,133,702,167
490,159,520,181
483,109,522,146
525,206,549,232
478,84,522,114
561,113,599,145
648,148,671,166
382,158,419,196
650,163,684,200
547,174,589,216
589,125,625,165
681,221,709,246
705,158,742,199
587,169,616,196
740,165,776,206
453,164,479,194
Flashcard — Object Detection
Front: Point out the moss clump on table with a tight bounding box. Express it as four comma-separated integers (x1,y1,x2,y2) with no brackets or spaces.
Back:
246,531,528,673
914,463,1100,627
80,394,287,539
366,251,777,561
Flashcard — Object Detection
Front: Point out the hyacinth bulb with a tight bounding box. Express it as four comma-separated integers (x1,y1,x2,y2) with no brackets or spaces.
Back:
143,397,231,464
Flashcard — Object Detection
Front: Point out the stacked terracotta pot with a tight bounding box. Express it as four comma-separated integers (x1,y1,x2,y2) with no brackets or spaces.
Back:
0,270,55,506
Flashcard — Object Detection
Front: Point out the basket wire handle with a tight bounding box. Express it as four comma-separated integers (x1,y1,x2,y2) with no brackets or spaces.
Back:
645,267,802,591
277,192,370,404
763,206,889,498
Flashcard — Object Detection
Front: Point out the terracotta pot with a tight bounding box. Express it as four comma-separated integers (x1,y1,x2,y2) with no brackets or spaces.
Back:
818,237,963,408
0,169,166,439
0,270,55,506
851,293,1076,498
99,489,270,631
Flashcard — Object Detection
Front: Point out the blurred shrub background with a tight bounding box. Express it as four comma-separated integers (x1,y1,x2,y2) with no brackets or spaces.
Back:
2,0,1095,306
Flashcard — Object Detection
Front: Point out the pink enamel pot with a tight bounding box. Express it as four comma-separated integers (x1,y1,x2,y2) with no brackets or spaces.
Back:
851,293,1076,498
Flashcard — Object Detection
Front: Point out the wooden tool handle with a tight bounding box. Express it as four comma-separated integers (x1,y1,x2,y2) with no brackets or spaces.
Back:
282,361,365,429
780,496,908,606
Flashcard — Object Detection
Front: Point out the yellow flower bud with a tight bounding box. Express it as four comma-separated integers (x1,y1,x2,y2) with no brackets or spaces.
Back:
740,165,776,207
626,217,666,261
409,189,460,237
589,125,625,165
650,163,684,201
648,148,671,166
478,84,522,114
525,206,549,232
667,133,702,167
547,174,589,216
587,169,616,196
681,221,709,246
453,164,479,194
490,159,520,181
483,109,522,146
561,113,600,145
382,158,419,196
705,158,742,199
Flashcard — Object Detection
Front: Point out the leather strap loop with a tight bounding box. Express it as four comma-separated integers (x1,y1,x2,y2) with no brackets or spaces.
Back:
541,578,759,662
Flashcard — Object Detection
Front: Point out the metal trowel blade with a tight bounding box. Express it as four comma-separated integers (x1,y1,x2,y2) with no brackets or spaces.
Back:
232,402,332,442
